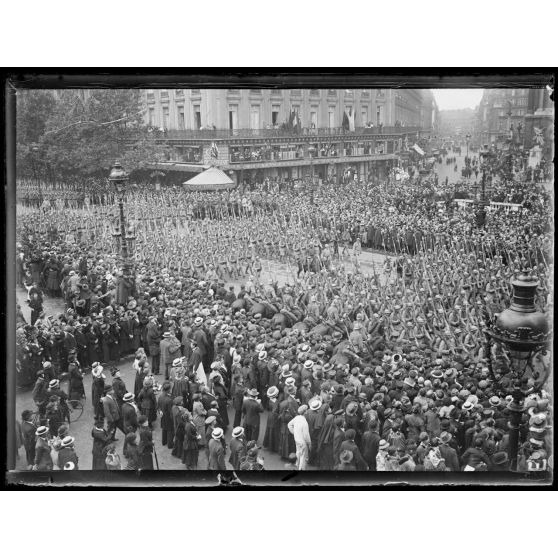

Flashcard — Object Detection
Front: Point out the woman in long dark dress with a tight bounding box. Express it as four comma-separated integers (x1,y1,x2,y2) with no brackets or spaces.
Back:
278,391,297,459
91,419,110,470
137,416,154,470
67,353,85,403
263,387,280,453
45,263,60,297
213,377,229,430
332,417,346,466
317,413,336,470
182,412,199,470
174,412,185,461
137,377,157,428
123,432,140,470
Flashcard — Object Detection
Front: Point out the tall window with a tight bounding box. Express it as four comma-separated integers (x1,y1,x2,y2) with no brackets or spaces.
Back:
328,107,335,128
162,106,170,128
360,107,368,125
310,109,318,128
229,105,238,130
292,105,301,125
271,105,280,125
376,105,383,125
177,106,185,130
361,107,368,124
148,107,155,126
250,105,260,129
193,105,201,129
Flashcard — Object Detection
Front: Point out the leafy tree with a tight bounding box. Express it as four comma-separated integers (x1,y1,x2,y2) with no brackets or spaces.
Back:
16,90,57,178
17,89,168,182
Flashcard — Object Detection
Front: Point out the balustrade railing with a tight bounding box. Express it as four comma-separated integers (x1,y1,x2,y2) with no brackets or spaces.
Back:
158,126,421,140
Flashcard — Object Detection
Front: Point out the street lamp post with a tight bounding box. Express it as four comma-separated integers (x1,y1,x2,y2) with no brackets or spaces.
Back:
485,273,551,471
108,161,135,279
476,147,494,228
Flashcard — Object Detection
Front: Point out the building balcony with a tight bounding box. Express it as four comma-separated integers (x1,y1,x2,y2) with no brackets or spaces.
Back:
226,151,397,169
229,145,396,164
159,126,421,141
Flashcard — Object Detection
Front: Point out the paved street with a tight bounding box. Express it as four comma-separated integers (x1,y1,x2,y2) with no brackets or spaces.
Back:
433,150,475,186
258,249,390,287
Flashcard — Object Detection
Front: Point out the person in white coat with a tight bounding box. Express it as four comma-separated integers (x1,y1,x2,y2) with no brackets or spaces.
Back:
288,405,311,470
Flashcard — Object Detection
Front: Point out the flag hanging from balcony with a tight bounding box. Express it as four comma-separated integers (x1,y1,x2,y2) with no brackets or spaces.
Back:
287,109,295,132
342,110,350,131
295,110,302,134
210,142,219,159
348,108,355,132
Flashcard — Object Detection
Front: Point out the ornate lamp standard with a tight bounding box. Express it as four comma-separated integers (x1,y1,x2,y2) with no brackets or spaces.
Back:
108,161,136,283
485,273,551,471
476,147,492,228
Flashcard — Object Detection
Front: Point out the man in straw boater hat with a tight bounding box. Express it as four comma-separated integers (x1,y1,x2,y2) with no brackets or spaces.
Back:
208,427,226,470
121,392,139,435
229,426,248,470
32,426,53,471
57,436,79,470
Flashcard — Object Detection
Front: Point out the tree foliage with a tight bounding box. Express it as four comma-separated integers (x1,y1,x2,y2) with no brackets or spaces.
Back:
16,89,168,182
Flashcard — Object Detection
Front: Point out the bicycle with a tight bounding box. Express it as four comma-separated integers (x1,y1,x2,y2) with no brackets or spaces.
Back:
66,399,85,423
